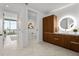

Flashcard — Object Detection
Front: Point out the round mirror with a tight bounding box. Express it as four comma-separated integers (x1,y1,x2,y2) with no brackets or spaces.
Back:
59,16,77,31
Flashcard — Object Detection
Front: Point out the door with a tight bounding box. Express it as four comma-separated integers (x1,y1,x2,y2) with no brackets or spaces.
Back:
3,11,18,48
0,11,4,48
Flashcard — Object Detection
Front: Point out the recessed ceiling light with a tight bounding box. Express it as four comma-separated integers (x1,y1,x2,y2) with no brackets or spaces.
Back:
5,5,9,7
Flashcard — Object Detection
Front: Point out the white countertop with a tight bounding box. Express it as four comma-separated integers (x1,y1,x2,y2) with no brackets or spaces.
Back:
54,32,79,36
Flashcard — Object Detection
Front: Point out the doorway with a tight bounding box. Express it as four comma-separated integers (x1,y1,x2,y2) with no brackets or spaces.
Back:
3,11,18,49
28,9,38,44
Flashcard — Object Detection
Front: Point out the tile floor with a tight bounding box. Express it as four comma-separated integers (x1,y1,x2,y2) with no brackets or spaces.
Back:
0,39,79,56
4,35,17,49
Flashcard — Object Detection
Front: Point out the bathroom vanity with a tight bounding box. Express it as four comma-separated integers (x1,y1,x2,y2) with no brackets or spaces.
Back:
43,15,79,52
43,32,79,52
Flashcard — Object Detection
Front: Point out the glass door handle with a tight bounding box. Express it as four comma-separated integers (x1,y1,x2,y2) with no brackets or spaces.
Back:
3,31,6,34
0,34,2,36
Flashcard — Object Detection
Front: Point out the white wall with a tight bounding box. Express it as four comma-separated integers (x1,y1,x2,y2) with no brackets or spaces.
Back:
37,12,44,42
27,7,44,43
48,4,79,32
17,4,29,48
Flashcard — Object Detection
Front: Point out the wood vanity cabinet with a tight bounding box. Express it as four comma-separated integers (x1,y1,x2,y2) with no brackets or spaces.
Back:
43,15,58,41
43,15,79,52
44,33,79,52
43,15,58,33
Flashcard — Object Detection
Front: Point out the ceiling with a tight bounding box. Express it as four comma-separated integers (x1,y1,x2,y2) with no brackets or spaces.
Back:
0,3,24,13
0,3,74,14
28,3,71,14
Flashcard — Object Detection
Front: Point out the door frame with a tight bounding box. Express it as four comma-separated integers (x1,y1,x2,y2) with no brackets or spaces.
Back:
2,10,19,48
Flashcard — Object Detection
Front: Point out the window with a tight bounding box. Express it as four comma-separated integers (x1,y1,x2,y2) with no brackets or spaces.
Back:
4,19,17,35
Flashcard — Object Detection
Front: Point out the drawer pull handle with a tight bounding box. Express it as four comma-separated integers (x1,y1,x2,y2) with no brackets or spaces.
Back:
54,38,59,40
70,41,79,44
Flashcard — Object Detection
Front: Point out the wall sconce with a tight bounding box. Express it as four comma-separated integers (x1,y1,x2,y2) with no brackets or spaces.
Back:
28,23,34,29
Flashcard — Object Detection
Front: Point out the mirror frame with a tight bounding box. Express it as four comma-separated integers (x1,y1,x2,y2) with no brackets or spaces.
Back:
58,16,77,31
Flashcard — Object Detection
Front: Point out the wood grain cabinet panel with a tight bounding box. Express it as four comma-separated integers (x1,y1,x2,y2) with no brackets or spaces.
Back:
43,33,48,41
43,15,58,44
43,15,58,33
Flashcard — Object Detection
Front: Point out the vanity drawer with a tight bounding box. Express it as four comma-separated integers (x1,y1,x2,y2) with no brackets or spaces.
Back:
53,37,65,46
68,41,79,52
70,36,79,43
51,35,64,46
75,36,79,42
